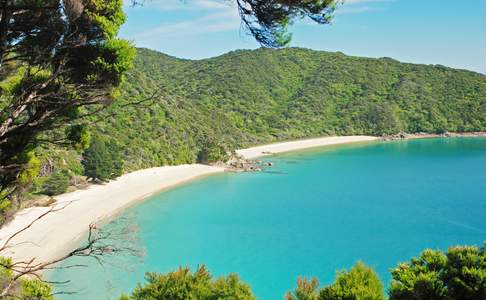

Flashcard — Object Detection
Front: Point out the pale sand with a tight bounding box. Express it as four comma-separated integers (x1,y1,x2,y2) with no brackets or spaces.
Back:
0,135,377,267
0,165,224,265
237,135,378,159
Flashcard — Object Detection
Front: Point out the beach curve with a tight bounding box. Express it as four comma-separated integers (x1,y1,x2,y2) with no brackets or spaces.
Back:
0,135,377,268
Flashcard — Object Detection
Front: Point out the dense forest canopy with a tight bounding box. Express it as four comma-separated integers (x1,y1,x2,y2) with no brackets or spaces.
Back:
3,46,486,207
92,47,486,171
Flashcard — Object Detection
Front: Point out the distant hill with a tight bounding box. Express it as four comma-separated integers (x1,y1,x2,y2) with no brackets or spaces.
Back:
91,47,486,170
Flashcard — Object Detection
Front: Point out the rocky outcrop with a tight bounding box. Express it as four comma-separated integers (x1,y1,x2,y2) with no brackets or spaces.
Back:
381,131,486,141
223,153,274,172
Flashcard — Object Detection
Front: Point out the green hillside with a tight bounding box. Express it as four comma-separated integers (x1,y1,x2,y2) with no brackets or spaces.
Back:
24,47,486,197
93,47,486,170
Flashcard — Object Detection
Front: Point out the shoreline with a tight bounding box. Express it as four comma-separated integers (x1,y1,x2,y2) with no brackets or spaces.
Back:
236,135,378,159
382,131,486,141
0,133,481,270
0,164,224,267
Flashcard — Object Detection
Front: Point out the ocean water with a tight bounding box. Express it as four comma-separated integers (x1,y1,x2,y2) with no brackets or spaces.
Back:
50,138,486,299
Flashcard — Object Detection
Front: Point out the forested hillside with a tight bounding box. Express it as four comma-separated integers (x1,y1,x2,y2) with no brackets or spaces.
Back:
94,47,486,169
24,48,486,197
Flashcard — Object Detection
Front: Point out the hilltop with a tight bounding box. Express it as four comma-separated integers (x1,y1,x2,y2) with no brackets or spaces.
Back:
94,47,486,169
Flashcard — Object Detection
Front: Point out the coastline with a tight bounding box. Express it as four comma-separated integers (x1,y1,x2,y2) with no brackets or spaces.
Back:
0,164,224,266
382,131,486,141
0,135,426,269
236,135,378,159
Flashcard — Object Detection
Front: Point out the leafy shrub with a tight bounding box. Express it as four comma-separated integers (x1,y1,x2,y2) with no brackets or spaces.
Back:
286,262,384,300
197,138,229,164
82,136,124,181
42,171,70,196
389,244,486,300
119,266,256,300
319,262,385,300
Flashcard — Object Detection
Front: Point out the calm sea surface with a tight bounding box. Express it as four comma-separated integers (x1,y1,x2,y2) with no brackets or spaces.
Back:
51,138,486,299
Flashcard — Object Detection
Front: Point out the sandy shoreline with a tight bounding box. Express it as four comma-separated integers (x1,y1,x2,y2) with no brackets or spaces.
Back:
0,136,376,268
237,135,378,159
0,165,224,266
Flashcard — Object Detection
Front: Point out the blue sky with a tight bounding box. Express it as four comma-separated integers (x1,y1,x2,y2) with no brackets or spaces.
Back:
120,0,486,74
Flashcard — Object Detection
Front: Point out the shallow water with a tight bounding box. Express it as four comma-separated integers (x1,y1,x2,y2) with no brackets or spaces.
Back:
50,138,486,299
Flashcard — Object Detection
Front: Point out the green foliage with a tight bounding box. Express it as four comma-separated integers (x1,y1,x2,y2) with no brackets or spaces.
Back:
0,256,54,300
42,171,70,196
91,48,486,173
319,262,385,300
286,262,384,300
82,136,124,181
235,0,341,47
197,138,229,164
66,125,92,150
0,0,134,213
19,279,54,300
285,277,320,300
119,266,256,300
16,151,41,186
389,243,486,300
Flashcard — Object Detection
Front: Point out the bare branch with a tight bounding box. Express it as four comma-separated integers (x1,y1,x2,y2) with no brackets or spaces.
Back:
0,205,141,298
0,203,70,252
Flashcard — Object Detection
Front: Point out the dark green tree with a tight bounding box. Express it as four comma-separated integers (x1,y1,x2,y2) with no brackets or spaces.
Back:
119,266,256,300
234,0,340,47
41,171,70,196
0,0,135,206
389,244,486,300
130,0,341,48
82,136,123,181
197,137,229,164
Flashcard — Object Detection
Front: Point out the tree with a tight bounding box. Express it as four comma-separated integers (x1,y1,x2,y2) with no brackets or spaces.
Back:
319,262,385,300
41,170,70,196
197,137,229,164
234,0,340,48
285,277,320,300
286,262,385,300
130,0,341,48
0,0,342,215
0,0,135,206
82,136,123,181
119,266,257,300
389,244,486,300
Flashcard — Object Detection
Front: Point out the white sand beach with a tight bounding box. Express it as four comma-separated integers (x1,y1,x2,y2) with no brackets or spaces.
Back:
0,135,376,269
0,164,224,266
237,135,378,159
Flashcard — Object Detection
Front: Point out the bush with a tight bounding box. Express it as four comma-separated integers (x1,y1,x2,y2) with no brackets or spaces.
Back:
286,262,385,300
389,243,486,300
42,171,70,196
82,137,124,181
197,138,229,164
119,266,256,300
319,262,385,300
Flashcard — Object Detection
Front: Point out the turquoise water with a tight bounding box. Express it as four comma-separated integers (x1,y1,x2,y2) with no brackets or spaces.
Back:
51,138,486,299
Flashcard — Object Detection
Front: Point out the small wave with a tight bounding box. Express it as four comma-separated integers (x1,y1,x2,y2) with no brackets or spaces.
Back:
262,170,288,175
446,220,486,234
